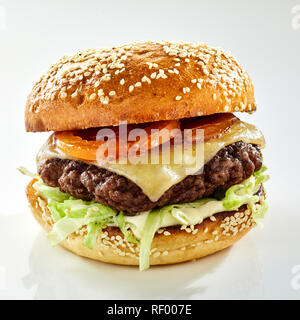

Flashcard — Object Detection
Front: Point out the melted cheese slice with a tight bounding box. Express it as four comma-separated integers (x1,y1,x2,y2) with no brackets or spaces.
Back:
37,120,265,202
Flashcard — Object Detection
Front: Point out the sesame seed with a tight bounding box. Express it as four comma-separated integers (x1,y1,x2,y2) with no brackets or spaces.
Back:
89,93,97,100
71,91,78,98
109,91,116,96
120,78,125,85
60,92,67,99
129,85,134,93
100,96,109,104
100,74,111,82
175,95,182,101
163,231,171,236
153,251,160,258
150,72,157,79
146,62,153,69
135,82,142,87
141,76,151,84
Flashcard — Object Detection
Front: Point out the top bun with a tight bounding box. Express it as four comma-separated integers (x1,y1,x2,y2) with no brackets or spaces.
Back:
25,41,256,132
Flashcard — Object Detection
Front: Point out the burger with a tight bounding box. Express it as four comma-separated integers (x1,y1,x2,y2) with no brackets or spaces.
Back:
21,41,269,271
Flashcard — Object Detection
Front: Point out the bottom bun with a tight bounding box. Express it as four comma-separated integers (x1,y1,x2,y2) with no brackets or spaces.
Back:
26,179,259,267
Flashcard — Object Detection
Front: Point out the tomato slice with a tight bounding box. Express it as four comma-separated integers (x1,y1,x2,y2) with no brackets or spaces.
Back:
181,113,238,143
54,131,105,161
55,114,238,162
128,120,181,156
55,120,181,162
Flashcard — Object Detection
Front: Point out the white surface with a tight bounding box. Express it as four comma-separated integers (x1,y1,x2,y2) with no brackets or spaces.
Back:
0,0,300,299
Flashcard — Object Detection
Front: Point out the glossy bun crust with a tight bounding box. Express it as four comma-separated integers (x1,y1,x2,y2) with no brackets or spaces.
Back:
26,179,259,267
26,41,256,132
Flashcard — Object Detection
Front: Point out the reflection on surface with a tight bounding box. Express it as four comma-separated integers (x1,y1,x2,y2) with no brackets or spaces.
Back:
3,197,300,299
23,231,232,300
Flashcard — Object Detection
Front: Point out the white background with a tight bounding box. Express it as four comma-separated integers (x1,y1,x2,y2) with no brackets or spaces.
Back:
0,0,300,299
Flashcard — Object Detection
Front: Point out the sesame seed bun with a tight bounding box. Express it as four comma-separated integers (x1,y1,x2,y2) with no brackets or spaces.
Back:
25,41,256,132
26,179,259,267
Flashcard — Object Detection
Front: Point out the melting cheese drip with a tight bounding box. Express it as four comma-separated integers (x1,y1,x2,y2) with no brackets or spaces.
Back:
37,120,265,202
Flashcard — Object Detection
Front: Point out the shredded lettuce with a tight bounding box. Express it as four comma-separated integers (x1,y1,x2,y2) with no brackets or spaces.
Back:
18,166,39,179
20,164,269,271
138,166,269,270
47,216,87,246
34,180,70,202
139,208,167,271
222,164,269,222
83,222,102,249
116,212,140,245
163,198,214,225
46,199,116,247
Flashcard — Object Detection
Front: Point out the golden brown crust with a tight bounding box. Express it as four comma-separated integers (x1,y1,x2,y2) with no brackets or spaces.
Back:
26,179,257,267
25,41,256,132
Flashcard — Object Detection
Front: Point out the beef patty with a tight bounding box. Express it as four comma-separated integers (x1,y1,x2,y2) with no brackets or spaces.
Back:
38,141,262,214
